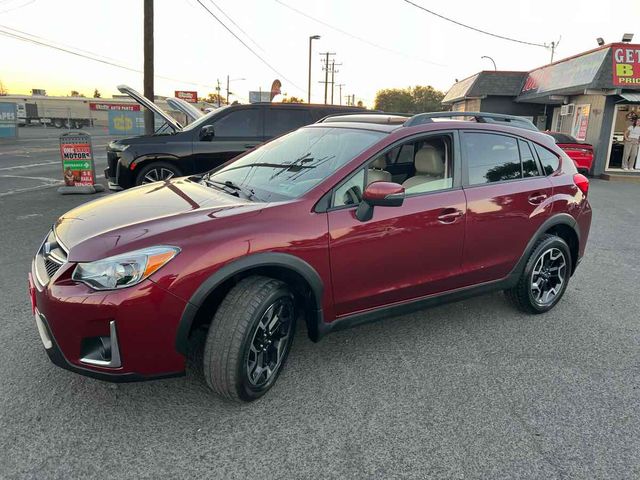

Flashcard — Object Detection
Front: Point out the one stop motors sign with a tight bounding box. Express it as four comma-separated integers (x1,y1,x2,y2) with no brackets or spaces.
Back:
59,132,95,186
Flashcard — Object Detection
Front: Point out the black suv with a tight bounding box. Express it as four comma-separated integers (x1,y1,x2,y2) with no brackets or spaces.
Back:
105,85,363,190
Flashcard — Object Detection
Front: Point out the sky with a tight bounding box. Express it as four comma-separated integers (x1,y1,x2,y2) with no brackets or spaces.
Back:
1,0,639,107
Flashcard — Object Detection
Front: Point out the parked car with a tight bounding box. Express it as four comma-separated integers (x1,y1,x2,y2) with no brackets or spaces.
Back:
105,85,364,190
30,112,592,402
546,132,594,174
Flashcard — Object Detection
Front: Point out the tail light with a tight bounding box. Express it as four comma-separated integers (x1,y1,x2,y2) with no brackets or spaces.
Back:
573,173,589,195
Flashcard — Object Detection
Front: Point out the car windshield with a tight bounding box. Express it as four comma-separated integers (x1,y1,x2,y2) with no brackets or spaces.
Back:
205,127,385,201
182,105,233,132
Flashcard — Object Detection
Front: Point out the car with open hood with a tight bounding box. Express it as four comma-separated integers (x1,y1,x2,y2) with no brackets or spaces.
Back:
105,85,364,190
30,111,592,402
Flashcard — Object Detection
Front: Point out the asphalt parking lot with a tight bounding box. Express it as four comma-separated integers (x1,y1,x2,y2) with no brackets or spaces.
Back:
0,131,639,479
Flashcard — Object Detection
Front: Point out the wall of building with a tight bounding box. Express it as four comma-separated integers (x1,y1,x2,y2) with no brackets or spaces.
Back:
480,96,545,117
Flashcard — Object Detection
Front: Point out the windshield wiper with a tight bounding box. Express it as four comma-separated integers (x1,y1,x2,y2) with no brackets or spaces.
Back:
203,178,259,201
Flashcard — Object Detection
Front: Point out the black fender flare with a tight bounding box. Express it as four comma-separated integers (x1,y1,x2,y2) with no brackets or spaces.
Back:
507,213,580,284
131,153,182,170
175,252,325,355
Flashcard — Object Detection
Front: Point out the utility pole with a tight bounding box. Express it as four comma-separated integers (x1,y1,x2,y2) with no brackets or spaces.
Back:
226,75,229,105
336,83,345,105
330,60,341,105
319,52,335,104
549,37,561,63
143,0,154,135
216,79,221,107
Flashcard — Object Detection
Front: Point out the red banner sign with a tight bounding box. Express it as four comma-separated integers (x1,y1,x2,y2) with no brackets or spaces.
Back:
612,44,640,86
174,91,198,103
89,102,140,111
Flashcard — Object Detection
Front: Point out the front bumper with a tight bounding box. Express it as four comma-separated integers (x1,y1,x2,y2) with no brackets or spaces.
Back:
29,259,188,382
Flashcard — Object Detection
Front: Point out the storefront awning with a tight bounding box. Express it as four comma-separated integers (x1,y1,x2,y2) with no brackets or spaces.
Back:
620,92,640,102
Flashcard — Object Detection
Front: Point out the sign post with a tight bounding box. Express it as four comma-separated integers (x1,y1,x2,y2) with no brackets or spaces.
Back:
57,131,105,194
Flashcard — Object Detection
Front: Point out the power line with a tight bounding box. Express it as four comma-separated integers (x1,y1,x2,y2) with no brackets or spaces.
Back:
0,0,35,15
0,26,218,89
195,0,305,94
402,0,547,48
206,0,264,52
275,0,447,67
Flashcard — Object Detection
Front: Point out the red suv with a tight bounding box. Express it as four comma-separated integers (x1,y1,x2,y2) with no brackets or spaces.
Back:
29,112,592,402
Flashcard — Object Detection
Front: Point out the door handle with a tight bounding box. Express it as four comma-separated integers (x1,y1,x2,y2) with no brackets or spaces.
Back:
437,208,463,224
528,192,548,205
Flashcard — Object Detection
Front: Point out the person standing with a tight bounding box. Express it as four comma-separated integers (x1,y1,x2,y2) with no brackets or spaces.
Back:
622,118,640,170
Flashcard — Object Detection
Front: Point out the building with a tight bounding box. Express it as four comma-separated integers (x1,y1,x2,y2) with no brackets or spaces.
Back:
443,42,640,176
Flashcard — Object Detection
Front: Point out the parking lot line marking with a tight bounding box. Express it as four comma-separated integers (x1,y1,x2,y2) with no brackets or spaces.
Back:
0,161,59,171
0,182,62,197
0,174,61,182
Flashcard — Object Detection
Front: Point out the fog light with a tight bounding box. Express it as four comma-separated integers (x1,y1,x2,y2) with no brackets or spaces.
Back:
79,321,121,368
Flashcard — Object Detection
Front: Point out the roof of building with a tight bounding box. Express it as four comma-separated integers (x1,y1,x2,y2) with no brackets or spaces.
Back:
442,71,528,104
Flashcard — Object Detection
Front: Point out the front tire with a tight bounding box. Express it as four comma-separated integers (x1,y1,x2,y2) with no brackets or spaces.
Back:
506,234,572,314
203,276,296,402
135,161,182,185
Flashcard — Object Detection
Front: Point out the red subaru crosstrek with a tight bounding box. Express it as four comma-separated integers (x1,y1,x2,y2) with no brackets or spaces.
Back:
29,112,592,402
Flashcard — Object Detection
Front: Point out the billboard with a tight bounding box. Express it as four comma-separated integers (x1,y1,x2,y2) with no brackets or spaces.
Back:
90,102,140,111
249,91,272,103
108,110,145,135
0,102,18,139
174,90,198,103
612,44,640,87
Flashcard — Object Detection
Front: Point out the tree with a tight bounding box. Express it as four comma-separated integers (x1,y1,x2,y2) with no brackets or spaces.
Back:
70,90,85,97
0,80,6,96
374,85,445,113
204,92,226,105
93,88,101,98
281,96,304,103
356,100,363,108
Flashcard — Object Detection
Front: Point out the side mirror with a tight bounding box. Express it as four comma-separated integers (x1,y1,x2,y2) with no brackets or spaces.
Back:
199,124,215,141
356,181,405,222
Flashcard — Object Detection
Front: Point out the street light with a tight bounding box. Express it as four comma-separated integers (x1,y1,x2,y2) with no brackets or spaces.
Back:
596,37,605,46
226,76,246,104
622,33,634,43
481,55,497,71
308,35,321,103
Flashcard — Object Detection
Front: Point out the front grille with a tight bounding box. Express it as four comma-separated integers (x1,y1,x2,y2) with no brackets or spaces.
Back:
34,229,68,286
45,257,62,278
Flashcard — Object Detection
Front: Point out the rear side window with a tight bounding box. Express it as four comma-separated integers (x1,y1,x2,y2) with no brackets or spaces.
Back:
534,144,560,175
265,108,313,137
519,140,541,178
213,109,261,137
463,133,521,184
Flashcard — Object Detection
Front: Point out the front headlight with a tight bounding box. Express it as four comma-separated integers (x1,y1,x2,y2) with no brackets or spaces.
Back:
72,246,180,290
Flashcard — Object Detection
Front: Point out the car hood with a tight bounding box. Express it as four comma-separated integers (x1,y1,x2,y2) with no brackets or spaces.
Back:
117,84,182,132
166,97,203,123
55,178,264,261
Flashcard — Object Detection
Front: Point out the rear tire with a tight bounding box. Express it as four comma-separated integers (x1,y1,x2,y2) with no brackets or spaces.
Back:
203,276,296,402
135,161,182,185
506,234,572,314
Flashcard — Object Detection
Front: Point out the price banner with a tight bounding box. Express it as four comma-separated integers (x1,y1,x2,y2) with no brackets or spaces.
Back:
59,132,96,187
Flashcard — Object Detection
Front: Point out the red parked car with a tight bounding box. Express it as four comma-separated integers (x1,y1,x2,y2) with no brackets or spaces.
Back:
547,132,594,174
29,112,592,402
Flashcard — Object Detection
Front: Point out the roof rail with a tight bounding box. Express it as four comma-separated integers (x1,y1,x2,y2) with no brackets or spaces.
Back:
317,111,411,125
404,111,539,131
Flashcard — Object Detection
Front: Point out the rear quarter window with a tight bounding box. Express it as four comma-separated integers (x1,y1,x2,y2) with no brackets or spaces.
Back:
534,144,560,175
